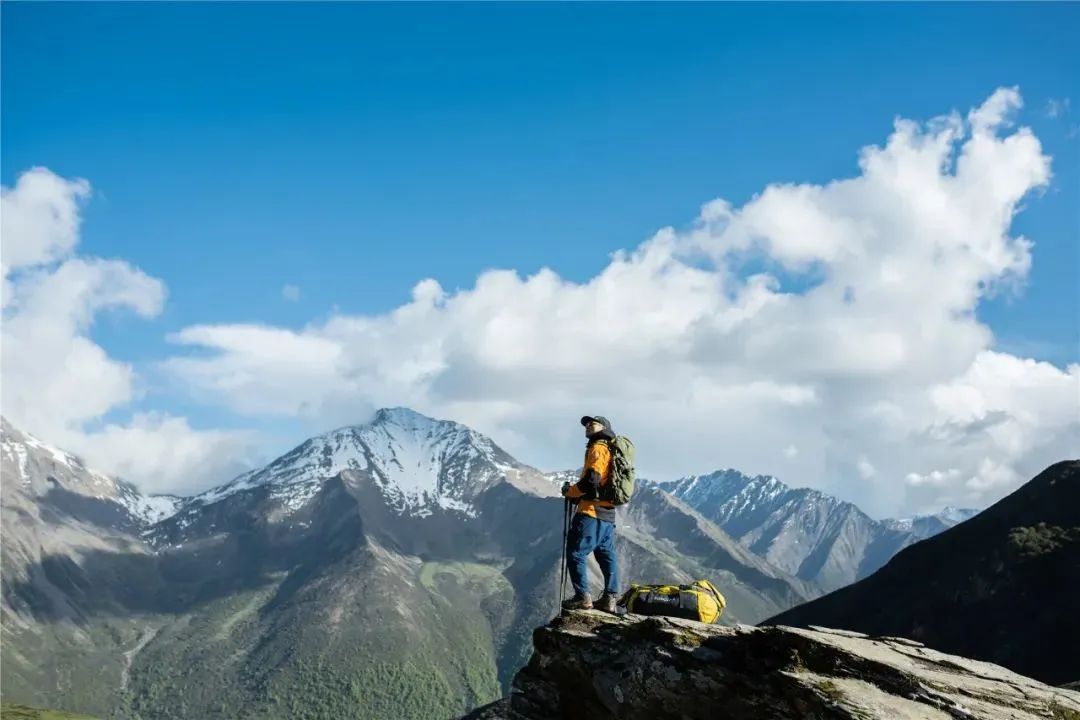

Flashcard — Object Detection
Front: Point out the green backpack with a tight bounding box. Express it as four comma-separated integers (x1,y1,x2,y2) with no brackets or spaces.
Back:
602,436,636,505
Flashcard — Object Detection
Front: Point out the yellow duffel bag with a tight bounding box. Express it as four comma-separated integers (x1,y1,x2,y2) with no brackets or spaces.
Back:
617,579,726,624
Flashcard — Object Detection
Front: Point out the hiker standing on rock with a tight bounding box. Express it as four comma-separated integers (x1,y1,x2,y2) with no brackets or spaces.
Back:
561,415,622,612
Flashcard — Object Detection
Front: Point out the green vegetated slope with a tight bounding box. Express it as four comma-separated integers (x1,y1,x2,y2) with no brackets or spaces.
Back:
1,613,147,716
1,704,100,720
124,558,506,720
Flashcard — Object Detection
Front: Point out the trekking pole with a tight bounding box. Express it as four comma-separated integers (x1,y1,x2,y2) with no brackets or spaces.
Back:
558,497,571,612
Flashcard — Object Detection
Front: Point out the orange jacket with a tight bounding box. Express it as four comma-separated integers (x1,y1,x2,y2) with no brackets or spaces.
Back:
563,439,615,519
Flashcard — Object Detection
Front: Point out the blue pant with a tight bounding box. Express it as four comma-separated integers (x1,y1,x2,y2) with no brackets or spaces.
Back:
566,512,619,597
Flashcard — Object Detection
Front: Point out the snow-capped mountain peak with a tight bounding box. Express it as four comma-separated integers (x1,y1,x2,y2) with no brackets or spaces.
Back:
193,408,521,518
660,469,794,526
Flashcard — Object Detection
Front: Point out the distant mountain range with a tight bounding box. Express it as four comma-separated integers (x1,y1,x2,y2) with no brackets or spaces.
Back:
0,409,996,718
767,460,1079,687
660,470,977,592
1,410,814,719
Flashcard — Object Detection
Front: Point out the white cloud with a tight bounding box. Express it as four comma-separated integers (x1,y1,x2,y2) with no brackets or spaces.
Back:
282,283,300,302
1,168,251,493
73,413,255,496
1045,98,1070,119
1,167,89,306
3,257,164,426
905,468,961,487
161,88,1078,517
0,167,90,271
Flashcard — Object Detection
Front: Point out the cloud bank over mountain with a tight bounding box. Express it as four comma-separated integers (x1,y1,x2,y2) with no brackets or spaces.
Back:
2,89,1076,514
0,169,252,494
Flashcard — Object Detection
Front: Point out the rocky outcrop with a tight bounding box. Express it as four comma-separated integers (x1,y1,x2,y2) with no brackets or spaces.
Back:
465,610,1080,719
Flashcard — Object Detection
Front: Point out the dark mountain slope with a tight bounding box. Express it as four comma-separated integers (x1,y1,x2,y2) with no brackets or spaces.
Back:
766,460,1080,685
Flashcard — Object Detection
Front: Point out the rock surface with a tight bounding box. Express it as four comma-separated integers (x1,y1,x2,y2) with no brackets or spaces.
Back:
464,610,1080,719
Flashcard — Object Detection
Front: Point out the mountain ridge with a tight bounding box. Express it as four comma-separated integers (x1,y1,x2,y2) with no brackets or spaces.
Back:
660,468,978,591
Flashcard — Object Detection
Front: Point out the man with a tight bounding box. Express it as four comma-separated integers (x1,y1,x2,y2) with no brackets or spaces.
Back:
561,414,619,612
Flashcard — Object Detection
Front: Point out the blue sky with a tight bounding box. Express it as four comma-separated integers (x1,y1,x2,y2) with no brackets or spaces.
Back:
2,3,1077,514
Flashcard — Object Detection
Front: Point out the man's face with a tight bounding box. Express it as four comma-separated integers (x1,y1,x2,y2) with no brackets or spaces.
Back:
585,421,603,436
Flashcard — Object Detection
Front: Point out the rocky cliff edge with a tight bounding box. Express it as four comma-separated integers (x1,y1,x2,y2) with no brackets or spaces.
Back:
465,610,1080,720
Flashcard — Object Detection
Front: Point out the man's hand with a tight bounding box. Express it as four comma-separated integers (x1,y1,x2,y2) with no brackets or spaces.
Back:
561,481,572,496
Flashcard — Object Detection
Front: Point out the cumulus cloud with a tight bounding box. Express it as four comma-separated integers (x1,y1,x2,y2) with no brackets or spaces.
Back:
159,88,1078,517
1,168,90,306
1,168,251,493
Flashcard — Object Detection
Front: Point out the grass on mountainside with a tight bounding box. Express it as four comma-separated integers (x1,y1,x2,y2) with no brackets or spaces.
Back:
419,561,512,601
1048,698,1080,720
0,704,100,720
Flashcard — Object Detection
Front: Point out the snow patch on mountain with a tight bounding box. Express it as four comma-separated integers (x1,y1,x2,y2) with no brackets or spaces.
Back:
2,420,88,483
883,506,980,539
4,426,72,471
2,435,31,484
126,493,186,525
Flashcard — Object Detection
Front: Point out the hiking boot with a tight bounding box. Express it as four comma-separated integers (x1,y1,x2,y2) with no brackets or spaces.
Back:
562,594,593,610
595,592,618,613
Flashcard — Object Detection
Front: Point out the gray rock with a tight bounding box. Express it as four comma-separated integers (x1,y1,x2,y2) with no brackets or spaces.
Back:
474,610,1080,719
460,698,513,720
807,625,869,638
